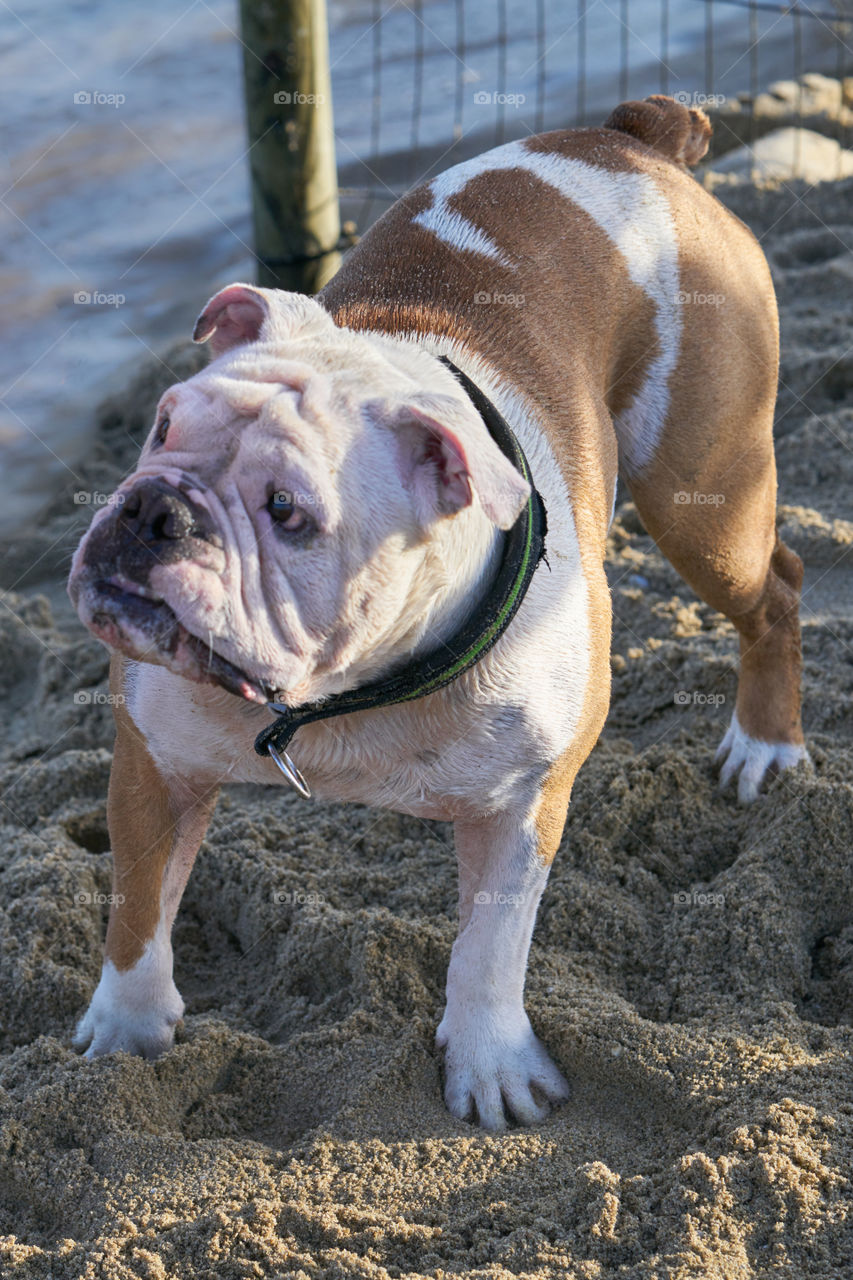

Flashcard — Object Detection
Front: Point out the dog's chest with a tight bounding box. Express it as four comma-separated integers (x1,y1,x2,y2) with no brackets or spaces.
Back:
125,661,549,820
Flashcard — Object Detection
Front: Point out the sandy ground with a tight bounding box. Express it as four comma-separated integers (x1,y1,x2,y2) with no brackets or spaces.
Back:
1,174,852,1279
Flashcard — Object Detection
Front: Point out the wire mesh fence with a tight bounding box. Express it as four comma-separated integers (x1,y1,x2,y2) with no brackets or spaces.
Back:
327,0,853,230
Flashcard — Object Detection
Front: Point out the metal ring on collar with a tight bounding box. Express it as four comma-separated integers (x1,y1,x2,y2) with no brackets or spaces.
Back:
266,742,312,798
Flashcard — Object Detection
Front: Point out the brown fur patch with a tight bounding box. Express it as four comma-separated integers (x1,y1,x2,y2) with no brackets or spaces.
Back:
105,658,174,969
105,657,218,970
733,536,805,744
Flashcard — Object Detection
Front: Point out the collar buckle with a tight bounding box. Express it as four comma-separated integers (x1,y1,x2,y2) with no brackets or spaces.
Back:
266,740,312,798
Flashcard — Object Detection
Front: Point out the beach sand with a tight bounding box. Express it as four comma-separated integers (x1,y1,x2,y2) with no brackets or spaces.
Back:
0,175,851,1278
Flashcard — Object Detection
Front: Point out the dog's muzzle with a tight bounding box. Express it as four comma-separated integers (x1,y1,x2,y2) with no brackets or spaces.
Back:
116,478,222,562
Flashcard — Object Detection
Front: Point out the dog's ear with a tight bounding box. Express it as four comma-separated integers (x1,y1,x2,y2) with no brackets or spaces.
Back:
370,393,531,530
193,284,334,356
193,284,272,356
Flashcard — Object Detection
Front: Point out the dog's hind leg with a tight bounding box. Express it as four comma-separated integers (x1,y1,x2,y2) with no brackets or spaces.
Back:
624,397,808,803
610,185,810,803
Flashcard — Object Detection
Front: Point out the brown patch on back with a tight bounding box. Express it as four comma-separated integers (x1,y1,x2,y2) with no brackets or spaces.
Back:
322,131,664,422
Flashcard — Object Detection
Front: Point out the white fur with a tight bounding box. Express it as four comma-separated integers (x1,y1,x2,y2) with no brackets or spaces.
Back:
716,710,810,804
413,149,515,264
413,140,681,471
435,815,570,1129
125,332,591,828
73,916,182,1059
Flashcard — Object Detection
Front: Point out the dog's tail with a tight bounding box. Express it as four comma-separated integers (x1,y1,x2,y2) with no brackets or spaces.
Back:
603,95,711,170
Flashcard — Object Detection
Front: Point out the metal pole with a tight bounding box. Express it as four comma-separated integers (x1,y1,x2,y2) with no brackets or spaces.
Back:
239,0,341,293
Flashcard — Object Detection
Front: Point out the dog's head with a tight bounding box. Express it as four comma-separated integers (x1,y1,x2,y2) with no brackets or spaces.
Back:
68,284,529,705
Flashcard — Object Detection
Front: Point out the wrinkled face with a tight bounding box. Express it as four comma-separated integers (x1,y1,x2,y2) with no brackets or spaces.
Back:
68,286,529,706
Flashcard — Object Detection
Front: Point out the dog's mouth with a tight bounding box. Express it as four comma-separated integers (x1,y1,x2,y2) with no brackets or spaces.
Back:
87,575,275,705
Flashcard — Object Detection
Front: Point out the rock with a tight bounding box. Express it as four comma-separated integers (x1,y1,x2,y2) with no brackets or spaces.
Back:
708,127,853,186
765,73,843,115
706,73,853,160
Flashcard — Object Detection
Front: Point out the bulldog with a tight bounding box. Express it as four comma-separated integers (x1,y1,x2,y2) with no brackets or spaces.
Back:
68,96,808,1130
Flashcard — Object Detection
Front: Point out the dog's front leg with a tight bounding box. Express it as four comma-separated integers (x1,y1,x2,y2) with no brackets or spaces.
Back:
74,680,218,1059
436,812,570,1130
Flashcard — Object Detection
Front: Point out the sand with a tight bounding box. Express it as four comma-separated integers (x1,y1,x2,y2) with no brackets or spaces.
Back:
1,174,852,1279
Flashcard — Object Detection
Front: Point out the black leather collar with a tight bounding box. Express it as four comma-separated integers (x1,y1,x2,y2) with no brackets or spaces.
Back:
253,355,548,795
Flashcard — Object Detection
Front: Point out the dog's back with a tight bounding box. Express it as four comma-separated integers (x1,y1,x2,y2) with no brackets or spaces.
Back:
320,96,776,539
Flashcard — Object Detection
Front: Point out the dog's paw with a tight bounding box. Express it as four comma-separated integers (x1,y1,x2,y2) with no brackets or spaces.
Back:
715,711,811,804
436,1007,570,1131
73,961,184,1060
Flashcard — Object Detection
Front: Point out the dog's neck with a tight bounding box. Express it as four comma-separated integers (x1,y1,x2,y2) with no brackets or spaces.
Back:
319,334,505,696
324,473,502,697
377,337,509,650
400,492,504,659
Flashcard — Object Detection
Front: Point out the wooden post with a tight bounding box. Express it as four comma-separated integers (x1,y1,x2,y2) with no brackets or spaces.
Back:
239,0,341,293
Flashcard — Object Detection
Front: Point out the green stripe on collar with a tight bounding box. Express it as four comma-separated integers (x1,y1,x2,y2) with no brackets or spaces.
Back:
254,355,548,794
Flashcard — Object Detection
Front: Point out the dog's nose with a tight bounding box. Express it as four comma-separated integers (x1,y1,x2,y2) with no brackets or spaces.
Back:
119,479,217,547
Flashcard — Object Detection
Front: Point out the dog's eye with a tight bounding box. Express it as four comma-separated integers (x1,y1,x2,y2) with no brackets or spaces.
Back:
154,413,170,446
267,491,308,533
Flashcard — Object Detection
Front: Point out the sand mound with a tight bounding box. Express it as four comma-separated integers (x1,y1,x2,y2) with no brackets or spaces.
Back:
1,178,852,1278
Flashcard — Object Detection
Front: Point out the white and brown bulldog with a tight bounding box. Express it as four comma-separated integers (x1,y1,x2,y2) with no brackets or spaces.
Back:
68,96,807,1130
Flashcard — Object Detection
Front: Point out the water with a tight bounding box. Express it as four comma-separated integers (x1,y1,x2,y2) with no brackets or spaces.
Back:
0,0,838,535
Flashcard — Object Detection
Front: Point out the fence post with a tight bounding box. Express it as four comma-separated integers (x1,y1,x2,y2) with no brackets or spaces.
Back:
239,0,341,293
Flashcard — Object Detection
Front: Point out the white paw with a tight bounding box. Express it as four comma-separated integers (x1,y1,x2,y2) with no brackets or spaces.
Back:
436,1007,570,1130
716,711,810,804
73,959,184,1060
